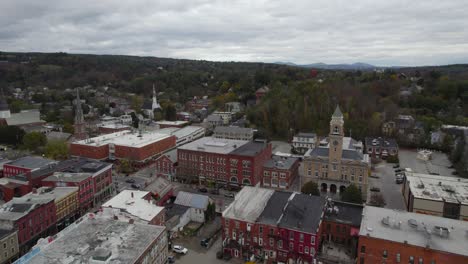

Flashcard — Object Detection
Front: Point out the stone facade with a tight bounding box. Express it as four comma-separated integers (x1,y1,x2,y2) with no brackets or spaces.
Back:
302,106,370,199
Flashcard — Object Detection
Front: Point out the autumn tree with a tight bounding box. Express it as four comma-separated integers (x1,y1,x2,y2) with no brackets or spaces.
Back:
301,181,320,196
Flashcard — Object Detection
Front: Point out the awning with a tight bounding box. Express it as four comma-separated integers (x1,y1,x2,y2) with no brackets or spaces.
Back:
350,227,360,236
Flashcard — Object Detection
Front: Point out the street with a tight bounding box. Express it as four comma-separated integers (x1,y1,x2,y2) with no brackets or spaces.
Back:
369,161,405,210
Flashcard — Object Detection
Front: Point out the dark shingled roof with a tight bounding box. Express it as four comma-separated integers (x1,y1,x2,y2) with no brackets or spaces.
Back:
323,201,363,227
166,204,190,219
230,141,268,157
278,193,326,234
257,191,292,225
0,229,15,240
7,156,56,170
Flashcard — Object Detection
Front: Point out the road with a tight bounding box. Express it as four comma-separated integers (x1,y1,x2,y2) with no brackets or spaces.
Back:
370,162,406,210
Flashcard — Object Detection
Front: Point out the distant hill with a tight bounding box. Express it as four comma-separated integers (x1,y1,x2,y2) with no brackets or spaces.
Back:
275,61,378,70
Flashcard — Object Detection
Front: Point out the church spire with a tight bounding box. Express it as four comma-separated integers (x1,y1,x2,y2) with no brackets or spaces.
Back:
0,88,11,119
152,83,161,110
73,88,87,140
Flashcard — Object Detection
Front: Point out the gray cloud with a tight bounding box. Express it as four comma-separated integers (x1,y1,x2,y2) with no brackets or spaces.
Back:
1,0,467,66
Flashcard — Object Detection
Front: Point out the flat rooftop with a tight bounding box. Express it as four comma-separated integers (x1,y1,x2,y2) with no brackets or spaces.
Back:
22,187,78,202
214,126,253,134
43,172,93,183
360,206,468,257
23,214,166,264
230,141,268,157
222,186,274,223
73,130,172,148
295,132,316,138
178,137,248,154
323,201,363,227
6,156,56,170
263,155,298,170
99,123,132,129
103,190,164,222
0,196,54,221
405,172,468,205
156,120,188,126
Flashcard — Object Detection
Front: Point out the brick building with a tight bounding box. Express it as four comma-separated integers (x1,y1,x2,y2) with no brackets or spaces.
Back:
358,206,468,264
2,157,56,178
402,172,468,221
41,158,113,212
144,176,174,206
262,155,300,190
364,137,398,160
321,201,363,259
102,190,166,225
22,187,79,230
177,137,272,187
70,130,176,164
98,124,131,134
222,187,326,263
0,195,56,254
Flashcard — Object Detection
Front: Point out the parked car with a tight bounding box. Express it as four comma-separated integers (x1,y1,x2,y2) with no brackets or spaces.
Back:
200,238,211,248
167,256,175,263
125,178,136,183
199,187,208,193
396,177,404,184
173,245,188,254
224,193,235,198
393,164,400,168
210,189,220,195
131,183,141,189
370,187,381,192
395,168,404,173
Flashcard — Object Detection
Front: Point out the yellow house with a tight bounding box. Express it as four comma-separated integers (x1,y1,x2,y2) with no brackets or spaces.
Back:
35,187,79,223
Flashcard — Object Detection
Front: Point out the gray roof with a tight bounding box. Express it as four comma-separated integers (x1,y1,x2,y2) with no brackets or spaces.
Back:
0,229,15,240
278,193,326,234
7,156,56,170
323,201,363,227
0,196,54,221
296,132,316,138
214,126,253,134
332,105,343,118
222,186,275,223
178,137,248,155
206,114,222,122
360,206,468,257
364,137,398,149
46,131,72,141
257,191,292,225
174,191,210,210
144,176,173,196
166,204,190,219
23,215,166,264
230,141,268,157
263,155,299,170
305,147,363,161
5,110,45,126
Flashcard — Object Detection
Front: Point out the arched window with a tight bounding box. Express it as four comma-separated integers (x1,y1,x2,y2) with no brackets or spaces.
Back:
333,126,339,134
230,176,238,183
242,179,251,185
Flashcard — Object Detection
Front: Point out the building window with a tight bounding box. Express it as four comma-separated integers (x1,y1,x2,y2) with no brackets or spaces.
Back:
235,221,240,229
269,238,274,247
299,245,303,253
259,226,263,234
311,236,315,245
383,250,387,258
289,242,294,250
360,245,365,253
396,253,401,263
419,258,423,264
232,231,236,240
304,246,309,254
409,256,414,264
299,233,304,242
289,231,294,240
259,238,263,246
278,240,282,249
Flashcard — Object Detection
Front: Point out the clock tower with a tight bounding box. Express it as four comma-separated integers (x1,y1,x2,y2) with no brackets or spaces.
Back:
328,105,344,178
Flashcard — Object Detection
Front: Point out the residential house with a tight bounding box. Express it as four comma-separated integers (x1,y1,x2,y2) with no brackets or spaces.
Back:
292,133,317,154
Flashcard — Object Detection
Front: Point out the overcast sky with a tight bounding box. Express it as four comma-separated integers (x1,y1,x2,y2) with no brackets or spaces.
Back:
1,0,468,66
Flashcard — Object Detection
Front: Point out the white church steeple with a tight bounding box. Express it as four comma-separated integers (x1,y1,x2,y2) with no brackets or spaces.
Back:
152,83,161,111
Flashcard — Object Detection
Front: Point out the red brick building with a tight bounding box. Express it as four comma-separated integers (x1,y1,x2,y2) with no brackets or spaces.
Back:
262,155,300,190
70,130,176,163
145,176,174,206
364,137,398,160
2,156,56,178
222,187,326,263
358,206,468,264
41,159,113,212
155,154,176,178
177,137,272,186
98,124,131,134
156,120,188,129
0,195,57,254
321,201,363,259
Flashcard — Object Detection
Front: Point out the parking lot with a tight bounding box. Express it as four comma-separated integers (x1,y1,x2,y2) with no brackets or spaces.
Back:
398,149,454,175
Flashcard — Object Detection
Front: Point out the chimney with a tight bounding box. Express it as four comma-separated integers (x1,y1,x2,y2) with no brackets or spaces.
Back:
131,192,134,198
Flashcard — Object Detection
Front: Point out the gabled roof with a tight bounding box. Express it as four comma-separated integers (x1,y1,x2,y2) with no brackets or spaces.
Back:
174,191,210,210
257,191,292,225
222,186,274,223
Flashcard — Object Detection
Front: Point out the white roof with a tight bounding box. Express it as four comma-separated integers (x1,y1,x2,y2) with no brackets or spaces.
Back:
405,172,468,205
360,206,468,257
102,190,164,222
73,130,171,148
156,120,188,126
222,186,274,223
178,136,248,154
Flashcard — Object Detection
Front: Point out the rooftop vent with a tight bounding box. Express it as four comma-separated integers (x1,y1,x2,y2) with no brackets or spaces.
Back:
433,226,450,238
382,216,390,226
408,219,418,228
417,183,425,189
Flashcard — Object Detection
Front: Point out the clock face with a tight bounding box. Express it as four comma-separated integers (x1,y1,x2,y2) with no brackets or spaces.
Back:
333,140,339,146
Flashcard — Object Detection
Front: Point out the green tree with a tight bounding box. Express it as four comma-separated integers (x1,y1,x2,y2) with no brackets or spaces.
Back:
22,132,47,152
119,159,133,174
301,181,320,196
45,140,69,160
63,122,74,134
340,184,362,203
131,95,143,113
0,126,25,146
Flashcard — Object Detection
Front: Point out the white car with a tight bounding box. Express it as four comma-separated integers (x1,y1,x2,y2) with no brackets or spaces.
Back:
173,245,188,254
